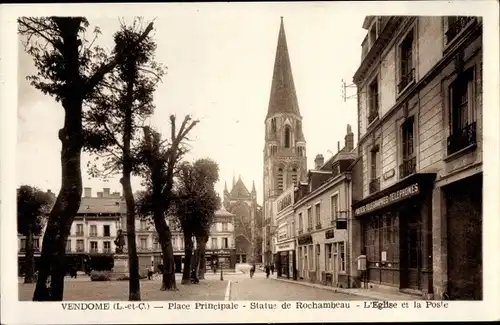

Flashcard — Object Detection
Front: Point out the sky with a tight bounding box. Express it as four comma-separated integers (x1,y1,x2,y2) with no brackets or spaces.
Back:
17,5,367,204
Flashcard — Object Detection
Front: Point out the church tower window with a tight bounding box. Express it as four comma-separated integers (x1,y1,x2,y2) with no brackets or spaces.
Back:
277,168,284,192
284,126,291,148
270,145,277,156
291,168,298,186
271,118,277,133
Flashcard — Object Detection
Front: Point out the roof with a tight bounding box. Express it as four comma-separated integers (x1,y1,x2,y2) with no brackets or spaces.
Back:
229,177,251,198
215,206,236,218
77,197,124,214
266,17,301,118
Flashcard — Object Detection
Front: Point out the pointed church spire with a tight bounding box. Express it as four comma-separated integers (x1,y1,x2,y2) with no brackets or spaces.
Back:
224,181,228,193
267,17,301,119
251,180,256,194
232,172,236,187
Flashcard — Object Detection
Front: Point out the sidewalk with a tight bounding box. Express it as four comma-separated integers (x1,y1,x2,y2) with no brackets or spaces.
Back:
272,276,420,301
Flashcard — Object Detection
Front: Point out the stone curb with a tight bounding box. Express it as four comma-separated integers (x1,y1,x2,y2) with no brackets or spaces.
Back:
272,276,415,301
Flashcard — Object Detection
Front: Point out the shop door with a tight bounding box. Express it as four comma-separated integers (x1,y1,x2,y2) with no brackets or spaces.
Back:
401,206,422,290
446,175,482,300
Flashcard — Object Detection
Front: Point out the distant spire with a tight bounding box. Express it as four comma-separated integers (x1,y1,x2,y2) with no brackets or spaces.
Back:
266,16,301,118
224,181,228,193
251,180,256,193
232,172,236,187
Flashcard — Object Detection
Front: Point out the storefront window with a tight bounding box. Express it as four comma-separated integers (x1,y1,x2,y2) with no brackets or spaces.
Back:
308,245,314,269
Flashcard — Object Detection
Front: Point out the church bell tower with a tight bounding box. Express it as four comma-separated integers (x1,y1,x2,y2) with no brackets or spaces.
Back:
262,17,307,263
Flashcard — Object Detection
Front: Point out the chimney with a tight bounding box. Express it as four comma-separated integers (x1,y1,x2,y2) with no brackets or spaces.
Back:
314,154,324,169
345,124,354,152
103,188,110,197
84,187,91,198
97,192,103,198
337,141,340,153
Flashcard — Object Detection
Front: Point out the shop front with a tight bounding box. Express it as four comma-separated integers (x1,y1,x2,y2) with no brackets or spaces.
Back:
296,234,313,281
352,173,436,296
206,249,236,270
275,240,296,280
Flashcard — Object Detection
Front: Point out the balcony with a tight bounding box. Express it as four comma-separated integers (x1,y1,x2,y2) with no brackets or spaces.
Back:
398,68,415,93
298,230,303,235
89,233,98,238
103,248,112,254
307,227,313,232
369,178,380,194
76,247,85,253
315,223,322,230
399,156,416,179
445,17,475,45
447,122,477,156
75,232,84,236
89,248,98,254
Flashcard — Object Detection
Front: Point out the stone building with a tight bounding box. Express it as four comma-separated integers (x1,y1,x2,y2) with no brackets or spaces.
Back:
223,176,262,264
351,16,482,300
263,17,308,265
293,126,357,287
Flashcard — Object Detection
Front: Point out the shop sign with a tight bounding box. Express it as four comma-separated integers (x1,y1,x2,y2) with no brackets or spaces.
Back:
207,249,231,256
325,229,335,239
276,241,295,252
354,183,420,217
297,234,312,246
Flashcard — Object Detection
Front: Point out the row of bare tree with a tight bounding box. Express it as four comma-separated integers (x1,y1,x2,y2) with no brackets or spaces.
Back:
18,16,219,301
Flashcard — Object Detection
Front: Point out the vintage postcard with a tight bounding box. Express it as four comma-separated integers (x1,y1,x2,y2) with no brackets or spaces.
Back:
1,1,499,324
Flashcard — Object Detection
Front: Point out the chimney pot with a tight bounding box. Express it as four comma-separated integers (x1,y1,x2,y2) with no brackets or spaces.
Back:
345,124,354,152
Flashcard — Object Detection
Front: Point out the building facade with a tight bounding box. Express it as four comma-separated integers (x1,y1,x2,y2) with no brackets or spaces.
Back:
223,177,261,264
263,17,308,266
274,186,296,279
351,16,482,300
294,126,357,288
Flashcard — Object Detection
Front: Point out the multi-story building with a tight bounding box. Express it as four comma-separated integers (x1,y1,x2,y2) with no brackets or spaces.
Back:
294,126,357,287
274,186,296,279
351,16,482,300
262,17,308,266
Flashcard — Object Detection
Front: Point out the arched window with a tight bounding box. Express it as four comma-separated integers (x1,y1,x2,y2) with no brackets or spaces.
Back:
271,118,277,133
291,168,298,186
277,168,284,192
284,126,291,148
270,145,277,156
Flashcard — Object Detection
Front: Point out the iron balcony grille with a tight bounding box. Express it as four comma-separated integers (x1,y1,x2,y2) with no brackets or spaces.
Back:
89,232,98,237
398,68,415,93
76,232,84,236
316,223,322,230
445,17,475,44
369,177,381,194
447,122,477,155
76,247,85,252
103,248,112,254
399,156,416,178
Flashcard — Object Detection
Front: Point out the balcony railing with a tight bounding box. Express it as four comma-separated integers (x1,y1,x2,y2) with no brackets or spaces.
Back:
103,248,112,254
315,223,322,230
76,247,85,252
307,227,313,232
399,156,416,178
447,122,477,155
89,233,98,238
369,177,381,194
445,17,475,44
398,68,415,93
75,232,84,236
89,248,98,253
298,230,303,235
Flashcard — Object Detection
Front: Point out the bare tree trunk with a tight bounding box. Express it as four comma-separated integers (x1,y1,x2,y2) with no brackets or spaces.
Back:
152,211,177,291
24,229,35,284
122,70,141,301
181,234,193,284
31,18,84,302
197,236,207,280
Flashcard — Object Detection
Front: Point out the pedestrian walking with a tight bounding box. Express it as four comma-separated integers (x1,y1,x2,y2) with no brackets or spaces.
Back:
148,264,154,280
265,265,270,278
250,264,256,278
271,264,274,275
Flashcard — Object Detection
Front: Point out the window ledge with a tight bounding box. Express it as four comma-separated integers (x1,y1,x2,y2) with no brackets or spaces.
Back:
367,116,380,130
444,143,477,162
396,79,416,99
